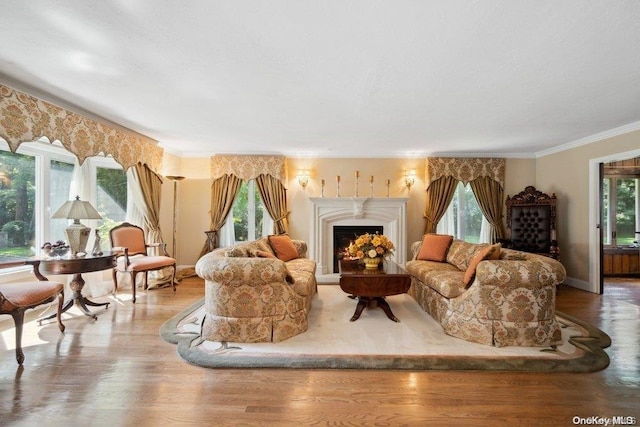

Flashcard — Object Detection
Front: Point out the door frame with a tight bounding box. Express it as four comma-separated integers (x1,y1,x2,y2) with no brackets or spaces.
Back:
588,148,640,294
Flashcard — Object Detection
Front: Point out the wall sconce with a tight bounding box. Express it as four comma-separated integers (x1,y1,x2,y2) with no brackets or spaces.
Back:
403,169,416,190
297,169,310,188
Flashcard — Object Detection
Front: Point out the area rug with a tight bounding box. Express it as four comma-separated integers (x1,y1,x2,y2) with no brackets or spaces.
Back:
160,285,610,372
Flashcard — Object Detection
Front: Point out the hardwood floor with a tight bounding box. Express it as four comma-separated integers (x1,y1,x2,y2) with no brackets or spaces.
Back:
1,277,639,426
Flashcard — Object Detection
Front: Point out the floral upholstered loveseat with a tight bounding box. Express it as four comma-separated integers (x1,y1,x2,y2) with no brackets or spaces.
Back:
405,235,565,347
195,236,317,343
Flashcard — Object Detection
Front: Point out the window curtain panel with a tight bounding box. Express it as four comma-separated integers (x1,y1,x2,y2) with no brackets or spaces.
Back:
424,157,505,240
424,175,458,234
201,174,242,256
469,175,506,242
0,84,163,173
128,163,174,288
68,159,113,298
255,173,289,235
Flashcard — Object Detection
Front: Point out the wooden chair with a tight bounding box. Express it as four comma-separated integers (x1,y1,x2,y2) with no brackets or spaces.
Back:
0,261,65,365
503,186,559,259
109,222,176,303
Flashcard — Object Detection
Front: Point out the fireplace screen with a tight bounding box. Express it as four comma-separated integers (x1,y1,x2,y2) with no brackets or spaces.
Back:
332,225,383,273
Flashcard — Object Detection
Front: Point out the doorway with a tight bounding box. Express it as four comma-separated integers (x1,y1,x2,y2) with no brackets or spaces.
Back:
589,150,640,294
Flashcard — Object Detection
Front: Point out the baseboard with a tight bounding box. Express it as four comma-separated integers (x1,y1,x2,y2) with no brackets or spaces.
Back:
563,276,592,292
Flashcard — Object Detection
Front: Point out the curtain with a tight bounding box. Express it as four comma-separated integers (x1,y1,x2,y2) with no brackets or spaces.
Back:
130,163,164,244
201,174,242,256
424,176,458,234
469,176,506,243
255,173,289,235
67,159,113,297
127,163,173,288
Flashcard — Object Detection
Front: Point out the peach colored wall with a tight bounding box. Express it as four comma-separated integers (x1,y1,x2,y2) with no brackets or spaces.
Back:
164,156,537,267
536,129,640,285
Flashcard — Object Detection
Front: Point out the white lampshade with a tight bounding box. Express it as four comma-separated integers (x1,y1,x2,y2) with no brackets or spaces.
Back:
52,196,102,256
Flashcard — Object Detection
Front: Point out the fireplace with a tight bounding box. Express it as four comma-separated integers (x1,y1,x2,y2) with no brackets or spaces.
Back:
309,197,409,275
332,225,384,273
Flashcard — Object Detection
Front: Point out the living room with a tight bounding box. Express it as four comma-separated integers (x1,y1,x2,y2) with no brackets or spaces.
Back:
1,1,640,425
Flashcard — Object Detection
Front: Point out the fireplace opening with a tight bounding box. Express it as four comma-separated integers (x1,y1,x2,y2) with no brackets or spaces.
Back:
332,225,383,273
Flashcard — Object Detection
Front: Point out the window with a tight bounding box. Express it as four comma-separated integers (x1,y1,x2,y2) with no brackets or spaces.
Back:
0,139,126,260
602,176,639,247
231,180,266,243
437,181,489,243
94,160,127,244
0,149,36,258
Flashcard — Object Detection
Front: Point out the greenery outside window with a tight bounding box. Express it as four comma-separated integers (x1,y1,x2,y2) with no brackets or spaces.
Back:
232,180,266,243
0,139,127,261
602,176,639,247
437,181,488,244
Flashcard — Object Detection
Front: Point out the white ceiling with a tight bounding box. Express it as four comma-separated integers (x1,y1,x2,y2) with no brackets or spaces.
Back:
2,1,640,158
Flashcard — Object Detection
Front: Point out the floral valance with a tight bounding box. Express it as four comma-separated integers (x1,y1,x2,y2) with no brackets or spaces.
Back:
211,155,287,182
0,84,163,172
425,157,505,188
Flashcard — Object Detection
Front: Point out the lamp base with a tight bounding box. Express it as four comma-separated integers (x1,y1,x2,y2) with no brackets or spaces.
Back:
65,221,91,256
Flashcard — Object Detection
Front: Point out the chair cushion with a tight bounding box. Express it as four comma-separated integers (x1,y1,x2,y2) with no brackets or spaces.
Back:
0,281,64,311
416,234,453,262
268,235,299,262
116,255,175,272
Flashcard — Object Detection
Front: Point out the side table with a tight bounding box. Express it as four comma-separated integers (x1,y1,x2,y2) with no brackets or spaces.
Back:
27,252,116,321
339,259,411,322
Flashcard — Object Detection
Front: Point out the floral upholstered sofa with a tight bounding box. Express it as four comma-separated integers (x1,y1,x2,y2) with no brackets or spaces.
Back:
195,235,317,343
405,234,565,347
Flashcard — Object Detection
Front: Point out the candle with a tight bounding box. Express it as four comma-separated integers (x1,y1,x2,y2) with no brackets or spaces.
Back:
369,175,374,183
337,175,341,183
321,179,325,185
355,171,360,178
386,179,390,185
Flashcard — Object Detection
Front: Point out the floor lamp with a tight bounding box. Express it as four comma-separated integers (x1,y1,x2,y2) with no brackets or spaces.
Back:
166,176,185,259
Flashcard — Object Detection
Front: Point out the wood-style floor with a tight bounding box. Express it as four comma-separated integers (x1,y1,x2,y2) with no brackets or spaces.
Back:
1,276,639,426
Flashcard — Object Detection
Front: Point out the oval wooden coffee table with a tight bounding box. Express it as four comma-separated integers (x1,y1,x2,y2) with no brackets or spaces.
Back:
338,259,411,322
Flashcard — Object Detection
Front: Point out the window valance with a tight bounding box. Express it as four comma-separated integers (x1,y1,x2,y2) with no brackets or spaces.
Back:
0,84,163,173
425,157,505,188
210,155,287,182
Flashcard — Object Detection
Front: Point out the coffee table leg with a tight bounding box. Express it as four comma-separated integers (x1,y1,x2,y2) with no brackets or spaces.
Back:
376,297,400,322
350,298,368,321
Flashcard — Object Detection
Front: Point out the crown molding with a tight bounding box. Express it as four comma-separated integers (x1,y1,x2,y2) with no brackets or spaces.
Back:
535,120,640,158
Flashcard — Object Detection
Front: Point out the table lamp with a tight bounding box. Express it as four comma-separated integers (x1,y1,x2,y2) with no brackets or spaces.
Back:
52,196,102,256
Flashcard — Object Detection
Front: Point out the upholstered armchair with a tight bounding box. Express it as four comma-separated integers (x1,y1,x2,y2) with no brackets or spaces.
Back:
503,186,559,259
109,222,177,303
0,261,65,364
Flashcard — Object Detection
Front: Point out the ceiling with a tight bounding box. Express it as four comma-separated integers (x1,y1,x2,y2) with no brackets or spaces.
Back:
2,1,640,158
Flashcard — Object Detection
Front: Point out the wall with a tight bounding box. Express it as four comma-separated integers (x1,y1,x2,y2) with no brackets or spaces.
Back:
167,156,537,268
536,129,640,285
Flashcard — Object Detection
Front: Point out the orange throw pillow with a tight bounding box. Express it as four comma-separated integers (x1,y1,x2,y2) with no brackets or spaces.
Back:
416,234,454,262
267,235,299,262
463,244,502,287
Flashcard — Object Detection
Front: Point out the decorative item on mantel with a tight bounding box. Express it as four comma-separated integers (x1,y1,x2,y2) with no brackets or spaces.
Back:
369,175,374,197
336,175,341,197
321,179,325,197
354,170,359,197
348,232,395,269
51,196,102,257
386,179,391,197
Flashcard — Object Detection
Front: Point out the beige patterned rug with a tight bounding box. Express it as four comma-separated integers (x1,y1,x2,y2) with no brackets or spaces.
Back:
160,285,610,372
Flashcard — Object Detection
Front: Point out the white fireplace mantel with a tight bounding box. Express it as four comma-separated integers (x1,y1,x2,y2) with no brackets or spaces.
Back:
309,197,409,275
